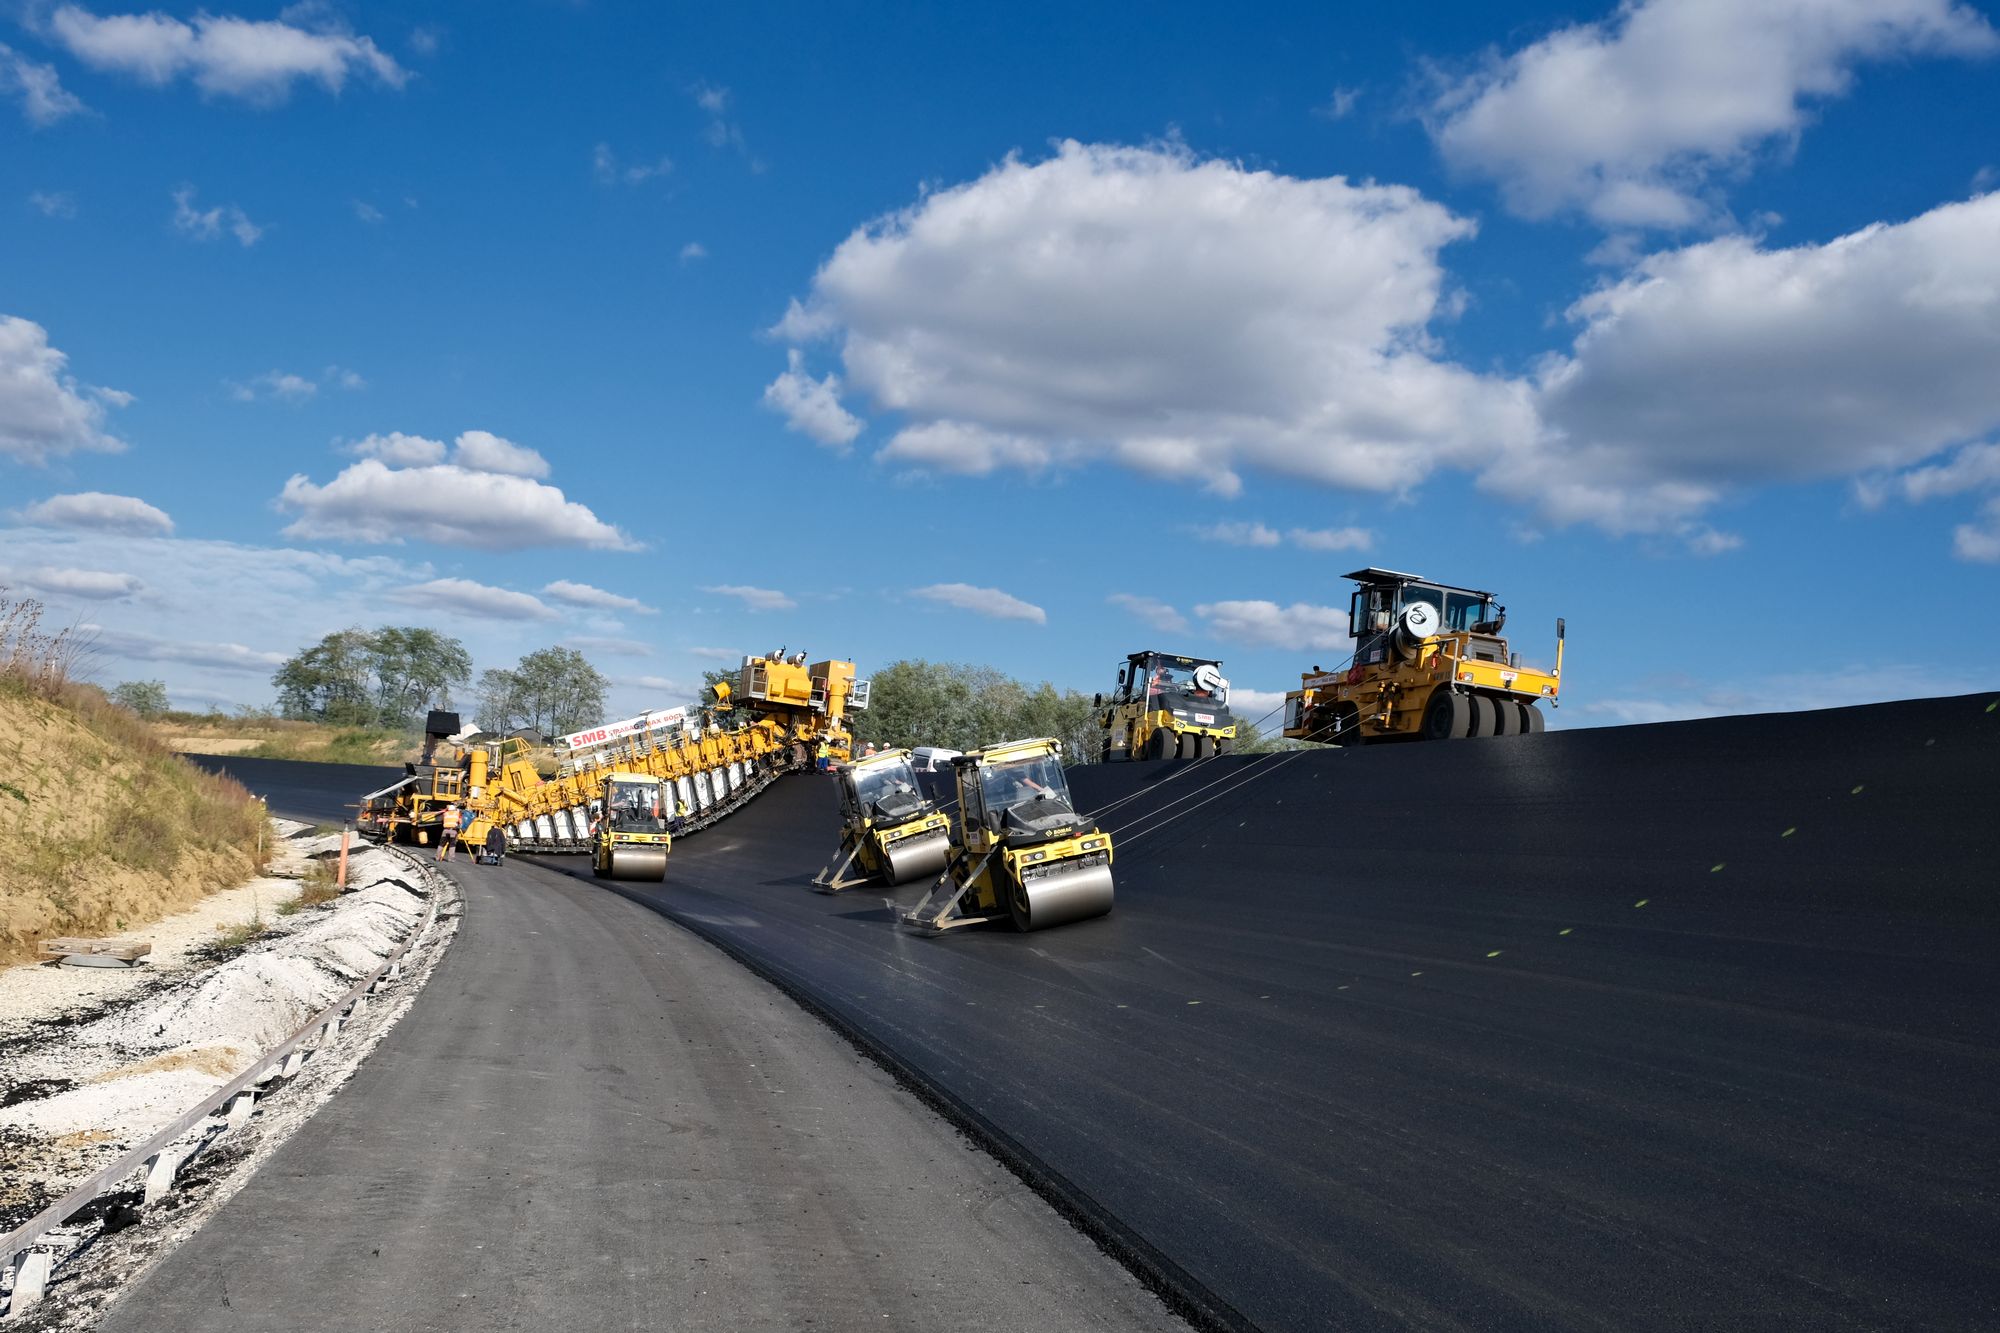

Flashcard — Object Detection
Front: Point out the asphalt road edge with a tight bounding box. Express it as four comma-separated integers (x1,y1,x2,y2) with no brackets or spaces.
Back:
532,858,1256,1333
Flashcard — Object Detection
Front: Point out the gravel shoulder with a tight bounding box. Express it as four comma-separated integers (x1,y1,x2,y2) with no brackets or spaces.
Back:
1,825,455,1325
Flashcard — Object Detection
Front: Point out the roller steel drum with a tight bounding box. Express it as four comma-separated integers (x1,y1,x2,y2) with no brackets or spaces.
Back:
882,831,950,884
605,847,669,881
1010,860,1114,931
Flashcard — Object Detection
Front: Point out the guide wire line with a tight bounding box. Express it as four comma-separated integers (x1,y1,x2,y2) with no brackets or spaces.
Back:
1110,709,1359,848
1089,651,1358,834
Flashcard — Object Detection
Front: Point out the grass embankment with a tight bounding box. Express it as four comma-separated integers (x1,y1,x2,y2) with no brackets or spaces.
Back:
155,712,414,764
0,677,272,967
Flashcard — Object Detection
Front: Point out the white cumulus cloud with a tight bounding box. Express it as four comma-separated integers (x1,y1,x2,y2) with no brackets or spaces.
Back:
388,577,556,621
278,459,637,550
230,366,364,402
1,41,88,125
1106,593,1189,635
19,491,172,535
1427,0,1999,227
1955,497,2000,562
762,349,862,448
703,585,796,612
1194,521,1372,553
1194,521,1282,548
0,316,128,463
50,4,408,103
171,185,262,245
593,142,672,185
911,583,1046,624
451,429,549,478
86,626,288,674
1196,599,1351,651
349,431,446,466
1502,191,2000,536
543,580,656,614
769,140,1528,498
14,566,144,600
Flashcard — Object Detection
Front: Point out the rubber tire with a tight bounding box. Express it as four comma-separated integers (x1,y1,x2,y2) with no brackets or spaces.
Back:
1211,735,1229,756
1189,734,1209,760
1518,701,1546,734
1467,693,1500,738
1492,696,1522,737
1148,727,1175,761
1423,690,1471,741
1330,703,1361,746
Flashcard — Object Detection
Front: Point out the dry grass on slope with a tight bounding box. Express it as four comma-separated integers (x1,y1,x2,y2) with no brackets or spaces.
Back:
158,714,413,764
0,591,270,966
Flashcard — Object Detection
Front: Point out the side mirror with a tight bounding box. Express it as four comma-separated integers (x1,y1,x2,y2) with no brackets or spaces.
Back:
1094,692,1103,708
1557,617,1566,641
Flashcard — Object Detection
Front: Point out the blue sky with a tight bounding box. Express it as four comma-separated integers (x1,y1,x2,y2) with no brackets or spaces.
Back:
3,0,1998,729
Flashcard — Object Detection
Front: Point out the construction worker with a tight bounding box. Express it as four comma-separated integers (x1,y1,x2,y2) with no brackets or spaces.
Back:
816,739,831,772
436,804,459,862
863,741,878,757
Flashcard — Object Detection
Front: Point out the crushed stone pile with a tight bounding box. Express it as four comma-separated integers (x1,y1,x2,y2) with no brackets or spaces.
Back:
0,846,431,1176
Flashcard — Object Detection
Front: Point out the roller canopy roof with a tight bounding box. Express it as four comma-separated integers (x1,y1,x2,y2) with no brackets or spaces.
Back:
1344,567,1495,599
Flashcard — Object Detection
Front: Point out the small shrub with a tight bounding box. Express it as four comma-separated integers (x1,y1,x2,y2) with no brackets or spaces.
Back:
211,917,265,951
295,861,343,908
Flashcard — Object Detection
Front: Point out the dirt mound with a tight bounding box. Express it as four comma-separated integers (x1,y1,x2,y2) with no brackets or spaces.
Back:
0,681,267,965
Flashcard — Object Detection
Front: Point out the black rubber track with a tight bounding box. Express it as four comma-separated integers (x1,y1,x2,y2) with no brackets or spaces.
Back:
202,695,2000,1330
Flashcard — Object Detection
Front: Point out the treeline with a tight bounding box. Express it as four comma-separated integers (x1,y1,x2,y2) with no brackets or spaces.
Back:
854,659,1280,763
268,627,606,737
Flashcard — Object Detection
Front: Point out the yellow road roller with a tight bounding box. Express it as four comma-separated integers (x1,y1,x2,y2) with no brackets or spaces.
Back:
1097,650,1238,761
901,738,1114,935
813,747,953,892
1284,567,1563,744
591,772,671,881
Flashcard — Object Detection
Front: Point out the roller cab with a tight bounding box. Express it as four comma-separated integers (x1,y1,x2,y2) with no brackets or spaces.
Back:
813,748,952,892
1284,567,1561,745
902,738,1114,935
1098,651,1237,761
591,772,671,881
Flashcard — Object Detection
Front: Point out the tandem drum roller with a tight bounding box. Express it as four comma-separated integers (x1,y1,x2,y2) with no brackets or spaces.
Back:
603,846,669,881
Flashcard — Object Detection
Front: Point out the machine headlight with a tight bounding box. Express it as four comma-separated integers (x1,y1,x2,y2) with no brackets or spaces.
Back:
1026,850,1046,861
1080,839,1102,851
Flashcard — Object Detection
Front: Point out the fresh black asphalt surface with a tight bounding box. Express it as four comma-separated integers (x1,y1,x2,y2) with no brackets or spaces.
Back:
184,754,402,827
183,693,2000,1329
97,855,1185,1333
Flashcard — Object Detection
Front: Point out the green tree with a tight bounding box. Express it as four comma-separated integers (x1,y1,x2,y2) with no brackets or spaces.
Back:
273,628,376,725
271,626,471,728
110,679,171,718
476,646,608,736
859,660,1102,761
370,627,472,726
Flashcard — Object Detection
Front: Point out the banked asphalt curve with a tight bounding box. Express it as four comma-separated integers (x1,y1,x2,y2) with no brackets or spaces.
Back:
197,693,2000,1330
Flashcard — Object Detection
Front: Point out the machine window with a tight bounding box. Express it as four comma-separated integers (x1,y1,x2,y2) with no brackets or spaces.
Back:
979,755,1074,817
1402,586,1444,620
852,757,924,819
1444,592,1486,632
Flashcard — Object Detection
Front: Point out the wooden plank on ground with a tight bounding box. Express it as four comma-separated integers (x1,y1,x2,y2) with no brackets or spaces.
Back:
38,937,153,963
